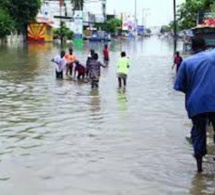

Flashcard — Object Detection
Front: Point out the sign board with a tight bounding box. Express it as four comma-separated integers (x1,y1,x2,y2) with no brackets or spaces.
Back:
74,10,83,39
198,11,215,25
137,25,144,34
122,13,134,31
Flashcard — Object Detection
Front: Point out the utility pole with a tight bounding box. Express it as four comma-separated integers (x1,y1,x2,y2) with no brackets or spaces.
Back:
134,0,137,37
59,0,64,48
102,0,106,21
173,0,177,54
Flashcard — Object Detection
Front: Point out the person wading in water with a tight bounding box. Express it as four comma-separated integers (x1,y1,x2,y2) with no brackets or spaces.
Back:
174,37,215,172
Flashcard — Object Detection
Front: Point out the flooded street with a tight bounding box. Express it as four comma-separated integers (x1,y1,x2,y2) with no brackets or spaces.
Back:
0,37,214,195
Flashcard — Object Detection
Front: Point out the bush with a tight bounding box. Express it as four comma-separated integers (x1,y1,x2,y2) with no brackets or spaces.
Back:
0,8,15,39
53,22,74,40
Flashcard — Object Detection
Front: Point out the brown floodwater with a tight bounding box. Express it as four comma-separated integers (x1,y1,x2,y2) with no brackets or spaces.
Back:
0,37,214,195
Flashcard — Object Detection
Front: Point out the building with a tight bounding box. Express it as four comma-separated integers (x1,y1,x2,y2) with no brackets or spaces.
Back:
27,21,53,42
39,0,106,30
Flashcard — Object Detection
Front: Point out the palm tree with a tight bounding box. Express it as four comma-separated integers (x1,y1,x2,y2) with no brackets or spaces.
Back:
71,0,84,10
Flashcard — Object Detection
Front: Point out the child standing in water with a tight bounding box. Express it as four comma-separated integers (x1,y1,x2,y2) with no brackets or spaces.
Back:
172,51,183,74
88,53,106,89
51,51,66,79
117,51,130,88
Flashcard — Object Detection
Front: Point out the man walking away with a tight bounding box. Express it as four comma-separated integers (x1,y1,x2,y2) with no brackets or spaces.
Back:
88,53,105,89
117,51,130,88
174,37,215,172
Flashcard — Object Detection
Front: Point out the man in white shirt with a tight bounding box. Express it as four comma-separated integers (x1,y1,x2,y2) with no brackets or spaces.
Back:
51,51,66,79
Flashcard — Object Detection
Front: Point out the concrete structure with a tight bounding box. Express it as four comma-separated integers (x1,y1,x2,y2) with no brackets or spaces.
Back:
39,0,106,30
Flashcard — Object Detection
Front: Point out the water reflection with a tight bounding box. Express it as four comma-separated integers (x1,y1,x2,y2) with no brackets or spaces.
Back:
89,89,101,117
190,173,215,195
117,88,128,112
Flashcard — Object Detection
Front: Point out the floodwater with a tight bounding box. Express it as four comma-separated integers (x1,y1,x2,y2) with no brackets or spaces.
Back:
0,37,214,195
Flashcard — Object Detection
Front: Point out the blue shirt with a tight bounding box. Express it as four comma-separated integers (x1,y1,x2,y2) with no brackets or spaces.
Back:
174,50,215,118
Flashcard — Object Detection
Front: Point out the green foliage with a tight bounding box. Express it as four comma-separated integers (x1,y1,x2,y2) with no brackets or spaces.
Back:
94,18,122,32
0,0,41,34
160,25,172,33
177,0,214,30
71,0,84,10
146,28,152,34
94,22,107,31
66,30,74,40
0,8,14,38
53,22,74,40
106,18,122,32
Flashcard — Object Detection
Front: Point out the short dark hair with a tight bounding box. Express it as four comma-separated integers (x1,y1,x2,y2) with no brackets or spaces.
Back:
69,48,73,53
121,51,126,57
191,37,206,51
90,49,95,56
175,51,180,55
61,50,65,57
93,53,99,60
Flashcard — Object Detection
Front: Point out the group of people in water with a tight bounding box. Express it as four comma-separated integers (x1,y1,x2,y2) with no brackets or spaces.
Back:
52,44,130,89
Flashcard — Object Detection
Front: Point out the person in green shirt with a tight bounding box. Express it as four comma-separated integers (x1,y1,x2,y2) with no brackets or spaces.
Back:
117,51,130,88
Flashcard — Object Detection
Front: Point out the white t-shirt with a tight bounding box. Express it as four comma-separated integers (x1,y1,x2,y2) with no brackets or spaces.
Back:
53,55,66,72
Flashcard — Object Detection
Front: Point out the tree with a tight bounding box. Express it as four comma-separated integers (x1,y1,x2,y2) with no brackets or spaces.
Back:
71,0,84,10
160,25,172,34
53,22,74,40
0,8,14,41
177,0,214,30
94,18,122,32
0,0,41,38
106,18,122,32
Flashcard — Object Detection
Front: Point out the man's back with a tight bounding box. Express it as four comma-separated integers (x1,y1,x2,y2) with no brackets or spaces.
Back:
117,57,130,74
53,55,66,72
175,50,215,118
89,60,102,78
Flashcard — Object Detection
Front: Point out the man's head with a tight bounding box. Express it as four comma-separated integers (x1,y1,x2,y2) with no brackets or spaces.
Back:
175,51,180,56
61,50,65,58
69,48,73,54
191,37,206,53
93,53,99,60
90,49,95,56
75,60,80,65
104,44,108,49
121,51,126,57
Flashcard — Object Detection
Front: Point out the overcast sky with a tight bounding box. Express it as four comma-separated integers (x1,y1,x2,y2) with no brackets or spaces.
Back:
107,0,185,26
85,0,185,27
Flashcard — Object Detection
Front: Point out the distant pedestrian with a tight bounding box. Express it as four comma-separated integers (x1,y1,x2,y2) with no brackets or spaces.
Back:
172,51,183,73
117,51,130,88
65,48,76,76
74,61,86,80
51,50,66,79
174,37,215,172
88,53,106,89
103,44,109,64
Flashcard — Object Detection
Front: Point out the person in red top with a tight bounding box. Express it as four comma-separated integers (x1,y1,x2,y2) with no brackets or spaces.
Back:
172,51,183,74
103,44,109,64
